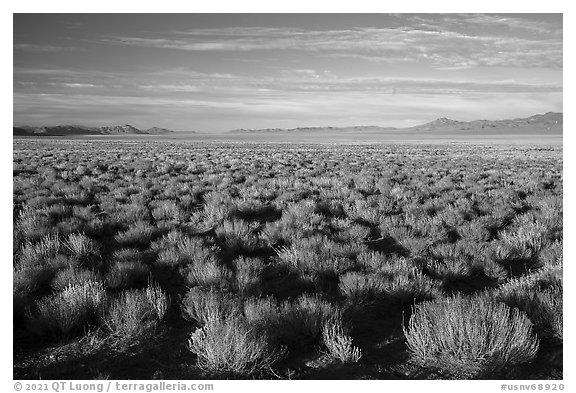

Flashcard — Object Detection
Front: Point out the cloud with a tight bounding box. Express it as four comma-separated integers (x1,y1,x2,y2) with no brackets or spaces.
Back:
59,83,104,88
13,65,561,98
447,14,561,37
14,44,81,53
139,84,200,92
102,16,562,69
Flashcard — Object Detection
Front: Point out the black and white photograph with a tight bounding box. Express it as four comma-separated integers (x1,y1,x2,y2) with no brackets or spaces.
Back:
12,9,564,385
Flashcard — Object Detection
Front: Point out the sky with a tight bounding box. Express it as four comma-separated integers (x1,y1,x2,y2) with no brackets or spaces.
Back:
13,14,562,132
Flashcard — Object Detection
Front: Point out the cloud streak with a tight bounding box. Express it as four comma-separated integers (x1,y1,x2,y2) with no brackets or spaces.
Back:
13,66,562,96
14,43,82,53
103,21,562,68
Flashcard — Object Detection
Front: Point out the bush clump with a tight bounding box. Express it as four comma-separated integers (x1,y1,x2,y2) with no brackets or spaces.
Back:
182,287,241,326
103,283,168,339
65,233,101,268
33,280,107,336
282,294,340,341
233,256,266,295
51,266,100,291
188,316,281,375
182,256,233,289
339,270,441,303
114,221,156,247
321,318,362,363
404,293,539,378
105,260,150,289
497,278,563,341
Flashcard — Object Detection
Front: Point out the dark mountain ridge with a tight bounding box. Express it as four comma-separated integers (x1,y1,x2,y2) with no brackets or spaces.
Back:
13,124,180,136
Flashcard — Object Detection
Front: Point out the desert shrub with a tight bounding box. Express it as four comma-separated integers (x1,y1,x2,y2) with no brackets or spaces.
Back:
356,251,388,271
404,293,539,378
188,316,281,375
386,271,442,302
538,241,563,267
379,221,414,243
55,217,85,235
261,200,331,244
425,258,474,281
321,317,362,363
102,201,151,226
146,282,170,320
65,233,100,268
339,269,440,303
13,229,23,257
51,266,100,291
111,248,144,262
357,252,414,276
84,217,106,237
16,207,55,241
276,235,357,278
241,295,339,347
114,221,156,247
399,236,430,258
497,278,562,340
282,294,340,341
345,200,380,226
154,231,217,267
243,296,281,333
14,264,55,296
480,258,509,282
215,219,261,252
151,200,186,224
259,223,284,247
182,256,234,288
105,260,150,289
531,196,562,241
18,235,64,270
182,287,242,325
458,219,493,242
233,256,266,295
202,191,235,226
65,232,98,257
103,283,168,339
156,248,183,267
498,221,548,260
33,281,107,336
338,271,388,300
430,242,470,261
72,205,97,221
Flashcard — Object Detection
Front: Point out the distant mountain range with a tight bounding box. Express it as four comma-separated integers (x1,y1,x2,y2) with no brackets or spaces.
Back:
13,112,562,136
409,112,562,131
229,112,563,133
13,124,179,136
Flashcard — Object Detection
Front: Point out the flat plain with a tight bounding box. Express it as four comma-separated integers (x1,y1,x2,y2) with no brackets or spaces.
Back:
13,136,563,380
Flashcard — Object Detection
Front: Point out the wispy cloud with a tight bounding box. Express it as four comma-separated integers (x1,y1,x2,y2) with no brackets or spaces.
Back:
435,14,561,37
139,84,201,92
57,83,104,89
103,20,562,68
13,66,562,96
14,43,82,53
